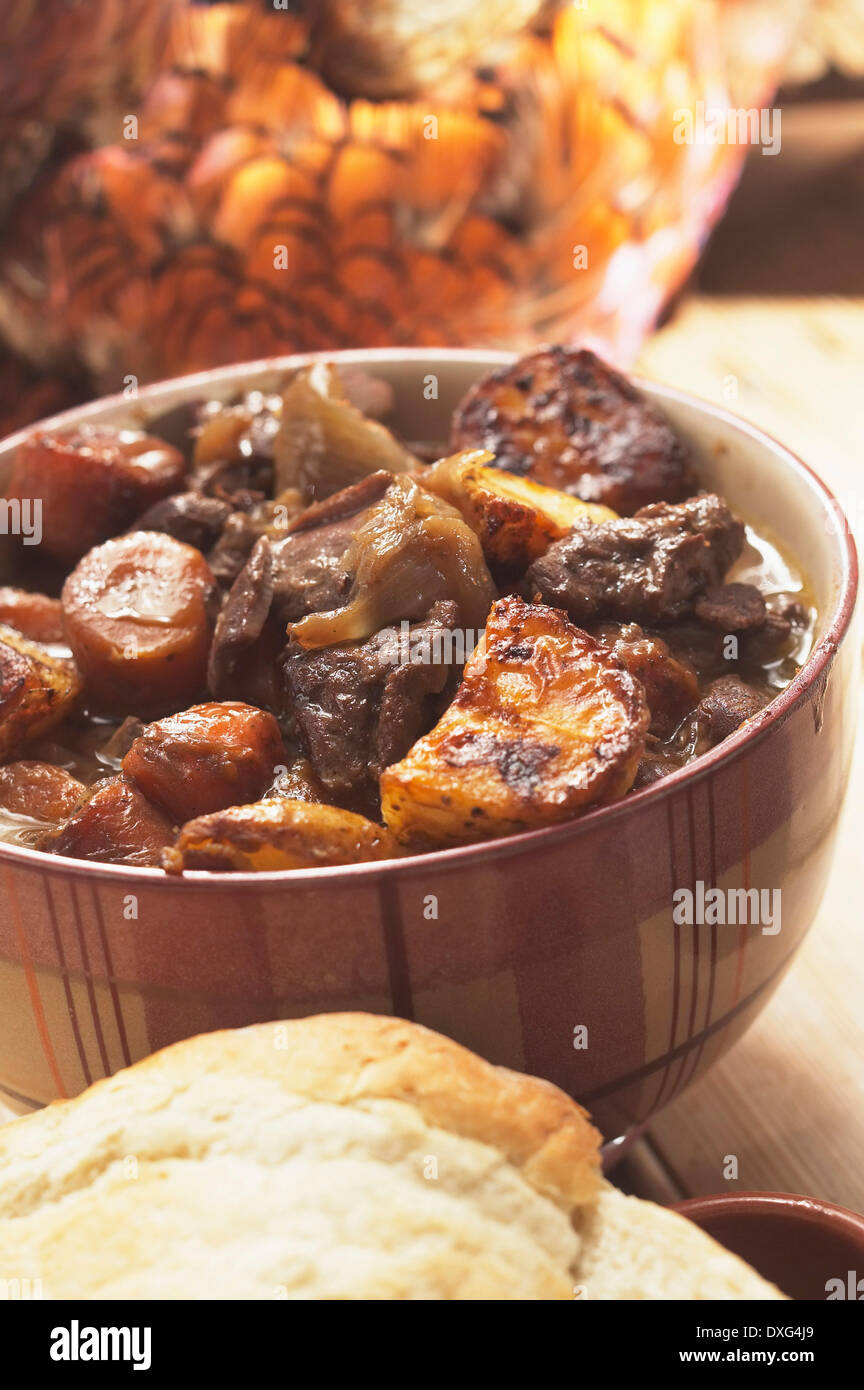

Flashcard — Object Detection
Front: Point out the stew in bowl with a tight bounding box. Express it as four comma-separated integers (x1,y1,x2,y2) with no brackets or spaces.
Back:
0,346,816,874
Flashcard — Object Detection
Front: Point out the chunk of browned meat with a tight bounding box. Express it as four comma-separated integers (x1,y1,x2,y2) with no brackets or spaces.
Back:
524,495,745,625
450,347,693,515
133,492,234,553
42,776,175,867
741,595,809,665
695,675,770,746
283,601,460,795
207,474,389,699
207,536,273,700
632,736,686,789
694,583,766,631
206,494,306,587
593,623,699,737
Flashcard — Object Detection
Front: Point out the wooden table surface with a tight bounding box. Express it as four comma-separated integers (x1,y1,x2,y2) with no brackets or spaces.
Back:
614,294,864,1213
1,295,861,1218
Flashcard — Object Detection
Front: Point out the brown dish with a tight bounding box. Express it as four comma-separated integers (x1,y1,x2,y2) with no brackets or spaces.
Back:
0,348,855,1127
676,1192,864,1302
0,346,816,874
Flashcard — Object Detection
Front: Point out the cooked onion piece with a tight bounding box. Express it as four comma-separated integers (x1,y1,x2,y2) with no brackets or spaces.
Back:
165,797,401,872
274,361,418,500
287,475,496,650
381,595,649,847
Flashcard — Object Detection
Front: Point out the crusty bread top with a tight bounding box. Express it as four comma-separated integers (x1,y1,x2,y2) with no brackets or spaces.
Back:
0,1013,602,1211
0,1014,604,1300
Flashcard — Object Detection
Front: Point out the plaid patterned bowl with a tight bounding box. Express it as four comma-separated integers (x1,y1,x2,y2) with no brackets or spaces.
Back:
0,350,857,1141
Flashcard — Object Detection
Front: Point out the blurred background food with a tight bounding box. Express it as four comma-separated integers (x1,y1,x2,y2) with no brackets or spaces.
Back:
0,0,835,436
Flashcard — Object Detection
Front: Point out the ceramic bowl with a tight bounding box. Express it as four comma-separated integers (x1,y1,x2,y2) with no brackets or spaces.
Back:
0,350,857,1139
676,1192,864,1300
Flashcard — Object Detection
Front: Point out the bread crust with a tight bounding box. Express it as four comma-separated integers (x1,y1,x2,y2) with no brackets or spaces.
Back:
0,1013,602,1212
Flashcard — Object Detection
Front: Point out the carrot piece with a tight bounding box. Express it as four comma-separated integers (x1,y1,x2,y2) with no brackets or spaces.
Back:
61,532,218,718
0,761,85,822
123,701,285,823
5,426,187,562
0,588,64,644
43,776,175,867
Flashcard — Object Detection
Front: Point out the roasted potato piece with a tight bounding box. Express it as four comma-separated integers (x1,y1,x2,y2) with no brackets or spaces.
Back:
62,532,218,718
0,588,64,644
421,448,616,570
451,347,693,515
273,361,418,501
0,624,82,761
592,623,699,738
123,701,285,824
381,596,649,847
0,761,85,822
165,798,401,873
42,776,175,868
5,426,186,562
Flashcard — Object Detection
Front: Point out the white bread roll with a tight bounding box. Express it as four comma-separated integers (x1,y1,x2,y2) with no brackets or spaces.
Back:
0,1014,783,1300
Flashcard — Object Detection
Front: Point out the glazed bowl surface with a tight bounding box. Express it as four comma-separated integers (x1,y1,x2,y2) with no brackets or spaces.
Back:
0,349,857,1135
676,1192,864,1301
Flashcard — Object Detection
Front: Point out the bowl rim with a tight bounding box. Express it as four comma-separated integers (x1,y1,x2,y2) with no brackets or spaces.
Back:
674,1191,864,1244
0,347,857,888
